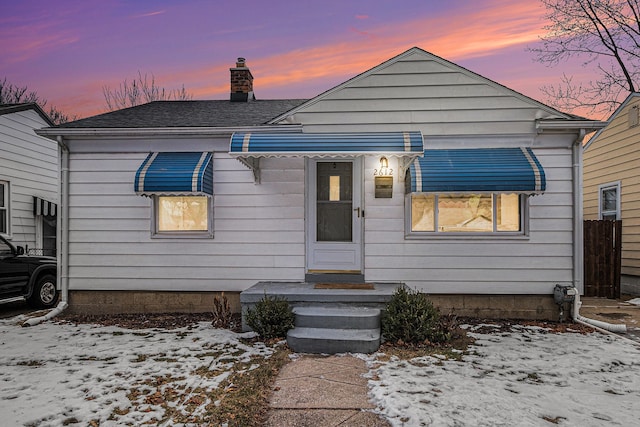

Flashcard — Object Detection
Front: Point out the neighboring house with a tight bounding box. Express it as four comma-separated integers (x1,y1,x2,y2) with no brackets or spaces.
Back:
0,103,58,256
38,48,604,319
583,92,640,296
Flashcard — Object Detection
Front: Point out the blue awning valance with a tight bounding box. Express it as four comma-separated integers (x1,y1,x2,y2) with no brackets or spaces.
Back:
230,131,424,183
230,131,424,156
408,148,546,194
134,152,213,196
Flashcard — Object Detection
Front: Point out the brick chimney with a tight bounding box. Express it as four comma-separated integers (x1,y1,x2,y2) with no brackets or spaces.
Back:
230,57,254,102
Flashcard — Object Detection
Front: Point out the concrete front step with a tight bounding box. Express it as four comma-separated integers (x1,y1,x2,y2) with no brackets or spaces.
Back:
240,281,404,306
293,306,381,330
287,327,381,354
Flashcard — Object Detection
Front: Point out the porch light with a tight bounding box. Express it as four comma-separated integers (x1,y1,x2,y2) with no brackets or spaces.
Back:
375,156,392,177
374,156,393,198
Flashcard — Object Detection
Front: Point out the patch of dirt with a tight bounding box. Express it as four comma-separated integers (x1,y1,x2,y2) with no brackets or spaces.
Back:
57,312,242,331
460,317,597,334
596,312,630,319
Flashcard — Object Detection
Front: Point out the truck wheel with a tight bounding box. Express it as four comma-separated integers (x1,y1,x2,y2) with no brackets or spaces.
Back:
28,275,58,308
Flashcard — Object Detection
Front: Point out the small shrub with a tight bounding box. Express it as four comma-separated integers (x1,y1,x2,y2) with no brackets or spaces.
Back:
382,287,451,344
245,295,295,339
212,292,233,329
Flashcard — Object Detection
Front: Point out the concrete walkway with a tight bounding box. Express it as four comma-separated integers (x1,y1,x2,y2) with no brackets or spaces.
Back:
265,355,390,427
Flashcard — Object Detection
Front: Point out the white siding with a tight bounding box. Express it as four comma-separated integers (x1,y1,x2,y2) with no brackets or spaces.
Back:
360,147,575,295
279,51,567,135
275,48,578,295
66,151,305,292
0,109,58,246
62,48,581,296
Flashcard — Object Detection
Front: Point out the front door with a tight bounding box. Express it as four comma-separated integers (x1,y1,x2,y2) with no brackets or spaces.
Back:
307,158,363,272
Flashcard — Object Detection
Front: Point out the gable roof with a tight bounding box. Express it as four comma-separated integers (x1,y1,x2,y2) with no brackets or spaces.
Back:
583,92,640,150
269,46,575,124
53,99,307,129
0,103,54,126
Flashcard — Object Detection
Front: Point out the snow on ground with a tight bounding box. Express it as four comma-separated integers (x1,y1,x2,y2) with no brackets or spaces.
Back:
3,316,640,427
368,324,640,427
0,315,271,426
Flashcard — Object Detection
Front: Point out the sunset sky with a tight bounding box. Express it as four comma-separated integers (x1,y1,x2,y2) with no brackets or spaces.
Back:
1,0,598,119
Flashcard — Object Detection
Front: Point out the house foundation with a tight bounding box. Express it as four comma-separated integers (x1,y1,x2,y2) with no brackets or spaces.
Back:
66,289,559,321
66,290,241,315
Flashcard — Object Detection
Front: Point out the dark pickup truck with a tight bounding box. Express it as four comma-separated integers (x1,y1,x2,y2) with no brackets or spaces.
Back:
0,234,58,308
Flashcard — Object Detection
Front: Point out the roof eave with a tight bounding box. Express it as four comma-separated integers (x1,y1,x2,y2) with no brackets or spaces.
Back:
536,119,607,133
36,124,303,139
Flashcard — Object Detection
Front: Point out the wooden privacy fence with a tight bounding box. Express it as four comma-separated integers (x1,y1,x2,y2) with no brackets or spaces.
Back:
583,220,622,298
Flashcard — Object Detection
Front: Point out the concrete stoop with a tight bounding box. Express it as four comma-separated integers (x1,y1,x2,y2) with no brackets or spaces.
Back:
240,281,405,354
287,306,381,354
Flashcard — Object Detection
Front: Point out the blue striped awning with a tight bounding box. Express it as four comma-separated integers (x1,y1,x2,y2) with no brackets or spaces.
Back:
134,152,213,196
408,148,546,194
230,132,424,156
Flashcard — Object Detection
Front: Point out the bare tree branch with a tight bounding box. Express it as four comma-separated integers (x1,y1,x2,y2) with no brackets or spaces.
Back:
0,77,76,124
102,72,194,111
530,0,640,117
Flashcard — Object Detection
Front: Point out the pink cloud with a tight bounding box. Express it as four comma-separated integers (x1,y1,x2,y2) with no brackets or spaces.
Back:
50,0,557,118
133,10,166,18
0,24,78,66
355,14,369,20
221,1,547,97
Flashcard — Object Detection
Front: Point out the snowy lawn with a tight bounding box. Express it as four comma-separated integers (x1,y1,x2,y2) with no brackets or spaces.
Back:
0,314,275,426
2,316,640,427
368,324,640,427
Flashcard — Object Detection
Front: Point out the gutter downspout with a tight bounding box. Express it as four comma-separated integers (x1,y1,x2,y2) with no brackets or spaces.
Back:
572,291,627,334
568,129,627,335
23,136,69,326
572,129,586,298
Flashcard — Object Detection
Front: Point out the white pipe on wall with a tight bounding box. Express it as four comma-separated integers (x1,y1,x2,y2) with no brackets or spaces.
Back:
572,290,627,333
572,130,586,294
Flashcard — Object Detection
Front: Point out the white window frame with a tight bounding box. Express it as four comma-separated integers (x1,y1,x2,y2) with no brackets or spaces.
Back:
0,180,9,237
598,181,621,220
405,193,528,238
629,104,639,128
151,195,213,239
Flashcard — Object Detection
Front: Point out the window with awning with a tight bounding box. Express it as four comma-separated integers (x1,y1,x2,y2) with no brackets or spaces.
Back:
405,148,546,235
134,152,213,237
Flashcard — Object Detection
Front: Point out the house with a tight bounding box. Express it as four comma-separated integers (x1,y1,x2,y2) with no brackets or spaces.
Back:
38,48,604,319
0,103,58,256
583,92,640,296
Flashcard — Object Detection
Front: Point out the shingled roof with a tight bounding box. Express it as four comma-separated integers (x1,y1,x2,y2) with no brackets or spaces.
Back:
54,99,307,128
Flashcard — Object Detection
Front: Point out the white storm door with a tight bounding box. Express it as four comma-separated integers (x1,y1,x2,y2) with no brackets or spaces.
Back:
306,158,363,272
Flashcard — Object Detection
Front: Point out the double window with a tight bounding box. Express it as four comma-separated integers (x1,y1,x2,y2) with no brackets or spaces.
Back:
408,193,523,235
599,182,620,220
0,181,8,235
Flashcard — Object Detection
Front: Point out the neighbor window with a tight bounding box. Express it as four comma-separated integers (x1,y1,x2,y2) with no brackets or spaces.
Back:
154,195,211,236
409,193,523,234
629,105,639,127
599,182,620,220
0,181,8,235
